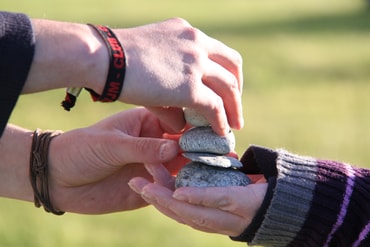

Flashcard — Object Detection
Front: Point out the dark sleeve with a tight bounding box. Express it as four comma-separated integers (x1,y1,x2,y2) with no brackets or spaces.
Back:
231,145,370,247
230,145,278,242
0,11,35,136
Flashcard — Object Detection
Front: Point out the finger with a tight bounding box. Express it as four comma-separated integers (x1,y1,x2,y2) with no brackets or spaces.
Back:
141,183,246,236
128,177,150,194
147,201,188,225
163,154,190,175
190,85,229,136
206,38,244,92
153,200,244,236
141,184,188,225
248,174,267,184
202,61,244,130
173,186,238,211
162,133,182,142
174,205,246,236
173,184,267,217
144,163,176,189
146,106,186,134
122,137,178,164
227,152,239,159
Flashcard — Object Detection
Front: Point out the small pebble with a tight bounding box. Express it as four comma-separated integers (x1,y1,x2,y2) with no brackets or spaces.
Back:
175,162,251,188
182,152,243,168
179,126,235,155
183,108,210,127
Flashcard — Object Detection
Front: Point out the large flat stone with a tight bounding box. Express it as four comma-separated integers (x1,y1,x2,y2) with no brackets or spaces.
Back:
175,162,251,188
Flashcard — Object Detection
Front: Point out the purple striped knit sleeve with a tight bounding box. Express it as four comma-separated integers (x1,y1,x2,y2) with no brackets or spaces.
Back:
235,146,370,247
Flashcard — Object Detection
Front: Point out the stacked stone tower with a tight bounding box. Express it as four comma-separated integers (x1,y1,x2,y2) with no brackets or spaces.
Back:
175,108,251,188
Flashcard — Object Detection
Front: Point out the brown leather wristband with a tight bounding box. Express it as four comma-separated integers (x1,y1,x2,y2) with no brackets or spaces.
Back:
30,129,65,215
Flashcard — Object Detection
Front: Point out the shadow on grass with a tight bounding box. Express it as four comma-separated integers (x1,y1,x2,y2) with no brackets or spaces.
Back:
202,9,370,36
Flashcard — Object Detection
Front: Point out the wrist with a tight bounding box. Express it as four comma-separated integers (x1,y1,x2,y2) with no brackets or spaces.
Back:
0,125,34,202
61,24,127,111
23,20,108,93
84,24,127,102
231,177,276,242
29,129,65,215
83,23,110,94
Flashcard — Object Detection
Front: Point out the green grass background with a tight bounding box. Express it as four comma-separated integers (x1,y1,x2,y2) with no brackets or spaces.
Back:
1,0,370,246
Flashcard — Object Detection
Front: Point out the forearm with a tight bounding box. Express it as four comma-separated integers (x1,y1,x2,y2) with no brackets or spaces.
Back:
0,124,34,202
23,19,108,94
0,13,108,135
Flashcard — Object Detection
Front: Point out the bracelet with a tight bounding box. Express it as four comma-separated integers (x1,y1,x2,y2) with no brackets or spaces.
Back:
85,24,126,102
30,129,65,215
61,24,126,111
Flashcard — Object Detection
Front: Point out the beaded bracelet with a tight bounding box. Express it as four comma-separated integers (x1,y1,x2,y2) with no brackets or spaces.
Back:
30,129,65,215
61,24,126,111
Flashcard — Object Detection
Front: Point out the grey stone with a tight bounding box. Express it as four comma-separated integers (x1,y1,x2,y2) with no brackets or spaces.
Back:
175,162,251,188
182,152,243,168
183,107,210,127
179,126,235,154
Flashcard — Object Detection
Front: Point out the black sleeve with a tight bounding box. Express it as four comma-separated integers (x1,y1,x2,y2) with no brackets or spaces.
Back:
0,11,35,136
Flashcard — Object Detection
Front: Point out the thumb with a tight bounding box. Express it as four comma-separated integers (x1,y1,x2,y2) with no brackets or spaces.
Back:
123,137,179,164
146,106,186,134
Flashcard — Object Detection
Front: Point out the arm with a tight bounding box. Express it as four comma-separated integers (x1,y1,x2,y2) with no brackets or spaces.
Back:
129,146,370,246
1,11,244,136
0,108,187,214
242,146,370,247
28,17,244,135
0,124,34,202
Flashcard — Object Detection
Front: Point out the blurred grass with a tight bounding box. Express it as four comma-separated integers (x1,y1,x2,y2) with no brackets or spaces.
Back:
1,0,370,246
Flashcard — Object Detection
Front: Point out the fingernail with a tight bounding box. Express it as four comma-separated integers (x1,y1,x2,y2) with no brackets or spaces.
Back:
128,180,140,194
144,163,155,176
159,141,178,161
239,117,245,129
141,191,154,201
172,192,186,201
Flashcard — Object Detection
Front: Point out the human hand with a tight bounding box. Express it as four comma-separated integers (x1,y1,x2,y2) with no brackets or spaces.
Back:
114,18,244,135
24,18,242,136
129,163,267,237
47,107,188,214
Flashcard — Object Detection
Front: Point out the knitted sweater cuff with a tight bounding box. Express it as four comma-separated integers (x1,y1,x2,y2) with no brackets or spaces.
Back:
0,11,35,136
230,146,316,245
247,147,370,247
230,145,278,242
250,148,318,246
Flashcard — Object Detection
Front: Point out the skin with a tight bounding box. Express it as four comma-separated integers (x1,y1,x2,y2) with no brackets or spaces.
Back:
129,163,267,237
0,108,190,214
0,16,245,216
24,17,244,136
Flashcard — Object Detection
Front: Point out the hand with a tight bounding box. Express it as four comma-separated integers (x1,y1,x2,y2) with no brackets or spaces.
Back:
24,18,243,136
129,163,267,237
115,18,244,135
47,107,187,214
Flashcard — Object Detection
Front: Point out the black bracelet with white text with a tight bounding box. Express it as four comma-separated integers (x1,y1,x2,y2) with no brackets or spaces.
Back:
61,24,126,111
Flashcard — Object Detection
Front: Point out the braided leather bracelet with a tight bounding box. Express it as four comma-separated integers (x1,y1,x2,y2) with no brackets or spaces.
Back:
30,129,65,215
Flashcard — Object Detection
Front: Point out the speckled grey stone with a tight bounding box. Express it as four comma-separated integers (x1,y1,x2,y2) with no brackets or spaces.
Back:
179,126,235,155
175,162,251,188
183,107,210,127
182,152,243,168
